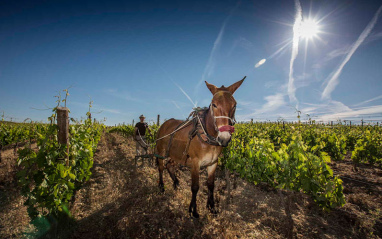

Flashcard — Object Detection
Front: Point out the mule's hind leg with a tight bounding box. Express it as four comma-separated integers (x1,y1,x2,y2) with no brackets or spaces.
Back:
166,160,179,190
157,157,165,192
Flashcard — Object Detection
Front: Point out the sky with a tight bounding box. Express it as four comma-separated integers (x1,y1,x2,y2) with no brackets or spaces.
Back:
1,0,382,126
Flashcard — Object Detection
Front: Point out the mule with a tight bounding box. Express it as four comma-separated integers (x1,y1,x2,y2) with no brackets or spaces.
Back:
155,77,245,218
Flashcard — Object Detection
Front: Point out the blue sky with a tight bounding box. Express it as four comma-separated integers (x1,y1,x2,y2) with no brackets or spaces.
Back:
1,0,382,126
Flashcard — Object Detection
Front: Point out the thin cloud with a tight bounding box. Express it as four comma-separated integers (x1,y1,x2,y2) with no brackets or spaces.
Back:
171,100,181,109
312,45,350,69
288,0,302,104
314,30,382,69
239,93,286,120
100,108,121,114
354,95,382,107
268,40,292,60
228,37,254,57
255,59,266,68
105,89,144,103
198,19,227,89
322,5,382,100
196,2,240,92
366,31,382,43
156,62,199,108
260,93,286,113
174,82,196,107
70,101,123,115
317,105,382,121
293,73,317,89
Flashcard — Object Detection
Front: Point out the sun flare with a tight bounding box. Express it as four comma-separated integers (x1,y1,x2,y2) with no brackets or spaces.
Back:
300,19,319,39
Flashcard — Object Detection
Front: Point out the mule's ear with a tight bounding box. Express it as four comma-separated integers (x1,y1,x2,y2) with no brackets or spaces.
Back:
227,76,246,94
205,81,218,95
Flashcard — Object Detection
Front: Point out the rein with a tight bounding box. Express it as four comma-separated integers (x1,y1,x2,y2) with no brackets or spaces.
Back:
137,129,149,149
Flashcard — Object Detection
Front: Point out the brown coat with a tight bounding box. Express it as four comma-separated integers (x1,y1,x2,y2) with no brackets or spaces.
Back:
155,77,245,218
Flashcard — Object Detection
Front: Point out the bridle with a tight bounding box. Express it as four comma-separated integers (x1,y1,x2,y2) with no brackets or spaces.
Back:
155,92,237,148
154,85,241,165
208,93,236,134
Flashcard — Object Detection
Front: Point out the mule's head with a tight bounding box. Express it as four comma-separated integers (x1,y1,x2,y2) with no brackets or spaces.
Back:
205,77,245,147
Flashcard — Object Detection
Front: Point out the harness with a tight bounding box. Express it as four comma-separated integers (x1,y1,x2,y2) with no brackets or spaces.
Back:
155,104,236,166
136,127,149,149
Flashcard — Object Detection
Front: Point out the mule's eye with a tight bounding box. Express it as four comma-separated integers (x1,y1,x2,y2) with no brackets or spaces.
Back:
212,103,217,108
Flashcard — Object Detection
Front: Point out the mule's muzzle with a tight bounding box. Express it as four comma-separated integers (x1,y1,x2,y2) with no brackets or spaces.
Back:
218,125,235,134
217,126,234,147
217,136,231,147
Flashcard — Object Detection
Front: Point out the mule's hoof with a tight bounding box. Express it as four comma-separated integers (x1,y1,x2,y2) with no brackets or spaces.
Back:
173,180,179,190
209,208,218,215
207,204,218,215
159,184,165,193
190,211,199,218
189,206,199,218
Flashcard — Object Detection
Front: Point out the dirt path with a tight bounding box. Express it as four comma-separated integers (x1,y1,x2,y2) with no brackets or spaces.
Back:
69,133,274,238
1,133,382,238
0,143,37,238
69,133,382,238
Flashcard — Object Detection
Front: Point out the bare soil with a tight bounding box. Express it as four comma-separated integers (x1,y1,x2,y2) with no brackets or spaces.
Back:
0,133,381,238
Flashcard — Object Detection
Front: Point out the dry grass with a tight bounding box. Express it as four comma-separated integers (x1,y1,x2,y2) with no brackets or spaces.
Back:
0,133,381,238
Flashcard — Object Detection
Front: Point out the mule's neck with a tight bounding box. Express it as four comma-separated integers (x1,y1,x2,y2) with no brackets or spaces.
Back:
204,107,219,138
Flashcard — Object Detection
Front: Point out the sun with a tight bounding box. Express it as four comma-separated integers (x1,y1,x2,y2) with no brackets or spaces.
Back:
300,19,319,39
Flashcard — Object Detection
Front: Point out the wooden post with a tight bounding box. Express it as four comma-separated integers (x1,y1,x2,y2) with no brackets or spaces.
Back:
57,107,69,166
157,114,160,126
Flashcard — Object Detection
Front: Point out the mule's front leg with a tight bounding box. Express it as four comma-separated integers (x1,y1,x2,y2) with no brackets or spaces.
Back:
189,162,200,218
157,158,165,192
206,163,217,214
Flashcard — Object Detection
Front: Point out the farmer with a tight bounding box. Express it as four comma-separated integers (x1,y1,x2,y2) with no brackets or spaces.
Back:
134,114,150,156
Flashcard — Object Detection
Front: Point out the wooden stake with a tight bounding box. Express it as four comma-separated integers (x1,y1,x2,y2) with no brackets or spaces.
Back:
57,107,69,166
